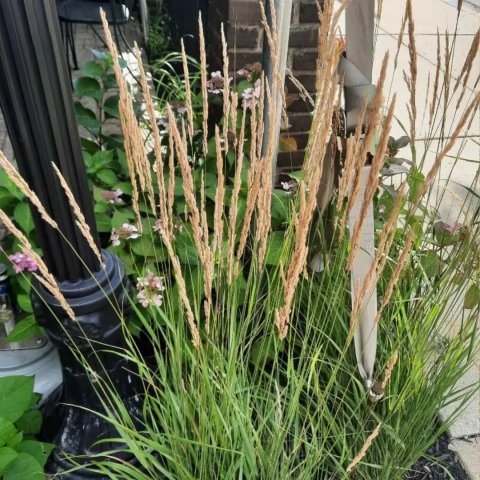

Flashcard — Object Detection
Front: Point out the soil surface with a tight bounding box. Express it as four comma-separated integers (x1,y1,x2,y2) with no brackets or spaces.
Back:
406,433,469,480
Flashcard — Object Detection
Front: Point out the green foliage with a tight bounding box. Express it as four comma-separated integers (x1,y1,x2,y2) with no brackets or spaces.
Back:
0,376,53,479
147,10,173,62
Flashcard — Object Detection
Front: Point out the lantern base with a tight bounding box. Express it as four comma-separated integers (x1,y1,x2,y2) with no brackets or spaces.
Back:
32,251,141,479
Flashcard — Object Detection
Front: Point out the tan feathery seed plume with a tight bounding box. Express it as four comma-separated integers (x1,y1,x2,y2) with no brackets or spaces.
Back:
101,10,143,232
227,108,247,284
0,151,58,230
181,39,195,143
51,162,103,266
212,126,225,258
221,24,231,154
346,423,382,474
347,94,396,270
0,209,75,320
198,12,209,159
381,350,398,390
134,43,170,237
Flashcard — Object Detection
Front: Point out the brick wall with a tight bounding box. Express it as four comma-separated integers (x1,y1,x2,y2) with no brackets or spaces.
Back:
208,0,322,170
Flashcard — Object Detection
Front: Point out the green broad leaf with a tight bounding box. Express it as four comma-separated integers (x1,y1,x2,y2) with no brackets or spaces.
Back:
16,274,32,294
0,376,35,423
407,168,425,202
15,410,42,436
92,150,114,169
95,213,112,233
271,190,291,224
226,151,236,167
111,209,135,229
16,295,33,313
117,182,133,196
103,95,120,119
74,76,102,101
0,170,24,201
0,189,15,210
83,60,104,77
116,149,129,176
130,239,164,259
419,251,442,278
396,135,410,149
464,284,480,310
13,203,34,235
6,432,22,451
265,231,286,266
176,227,200,266
94,202,108,214
81,138,100,156
3,452,43,480
0,447,18,476
5,317,40,343
91,49,108,61
74,103,100,130
236,80,253,96
286,170,304,181
18,441,53,469
0,418,18,448
96,169,118,187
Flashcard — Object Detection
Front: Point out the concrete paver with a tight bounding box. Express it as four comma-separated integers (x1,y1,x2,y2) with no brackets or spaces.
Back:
372,1,480,477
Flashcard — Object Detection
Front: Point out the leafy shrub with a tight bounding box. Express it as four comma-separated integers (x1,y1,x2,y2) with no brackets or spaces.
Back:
0,376,52,479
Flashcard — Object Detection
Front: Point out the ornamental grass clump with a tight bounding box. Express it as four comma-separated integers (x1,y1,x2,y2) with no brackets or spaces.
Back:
0,0,478,478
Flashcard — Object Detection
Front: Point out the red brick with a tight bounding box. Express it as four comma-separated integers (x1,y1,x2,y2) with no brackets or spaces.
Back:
288,95,314,113
288,25,319,48
299,3,321,23
277,150,306,169
228,49,263,69
227,25,262,49
292,50,318,71
286,113,313,132
286,74,317,93
229,1,262,24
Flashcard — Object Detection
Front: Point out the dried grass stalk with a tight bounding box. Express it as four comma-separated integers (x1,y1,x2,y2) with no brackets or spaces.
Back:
180,39,195,142
346,423,382,474
406,0,417,141
134,43,170,237
0,209,75,320
342,53,389,236
51,162,103,266
221,24,231,154
414,91,480,209
213,126,225,258
381,350,398,390
347,94,396,270
198,12,209,159
227,108,247,284
0,151,58,230
275,1,340,339
101,10,144,231
160,230,201,348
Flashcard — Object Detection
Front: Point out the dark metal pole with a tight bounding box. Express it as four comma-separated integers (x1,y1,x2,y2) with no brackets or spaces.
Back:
0,1,140,477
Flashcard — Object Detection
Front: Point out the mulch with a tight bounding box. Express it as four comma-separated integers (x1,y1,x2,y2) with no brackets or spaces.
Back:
405,433,470,480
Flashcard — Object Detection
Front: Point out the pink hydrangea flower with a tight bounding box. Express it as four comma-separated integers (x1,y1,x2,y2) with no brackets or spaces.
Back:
8,252,38,274
207,71,232,94
136,270,166,308
100,189,123,205
241,79,261,109
110,223,140,247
